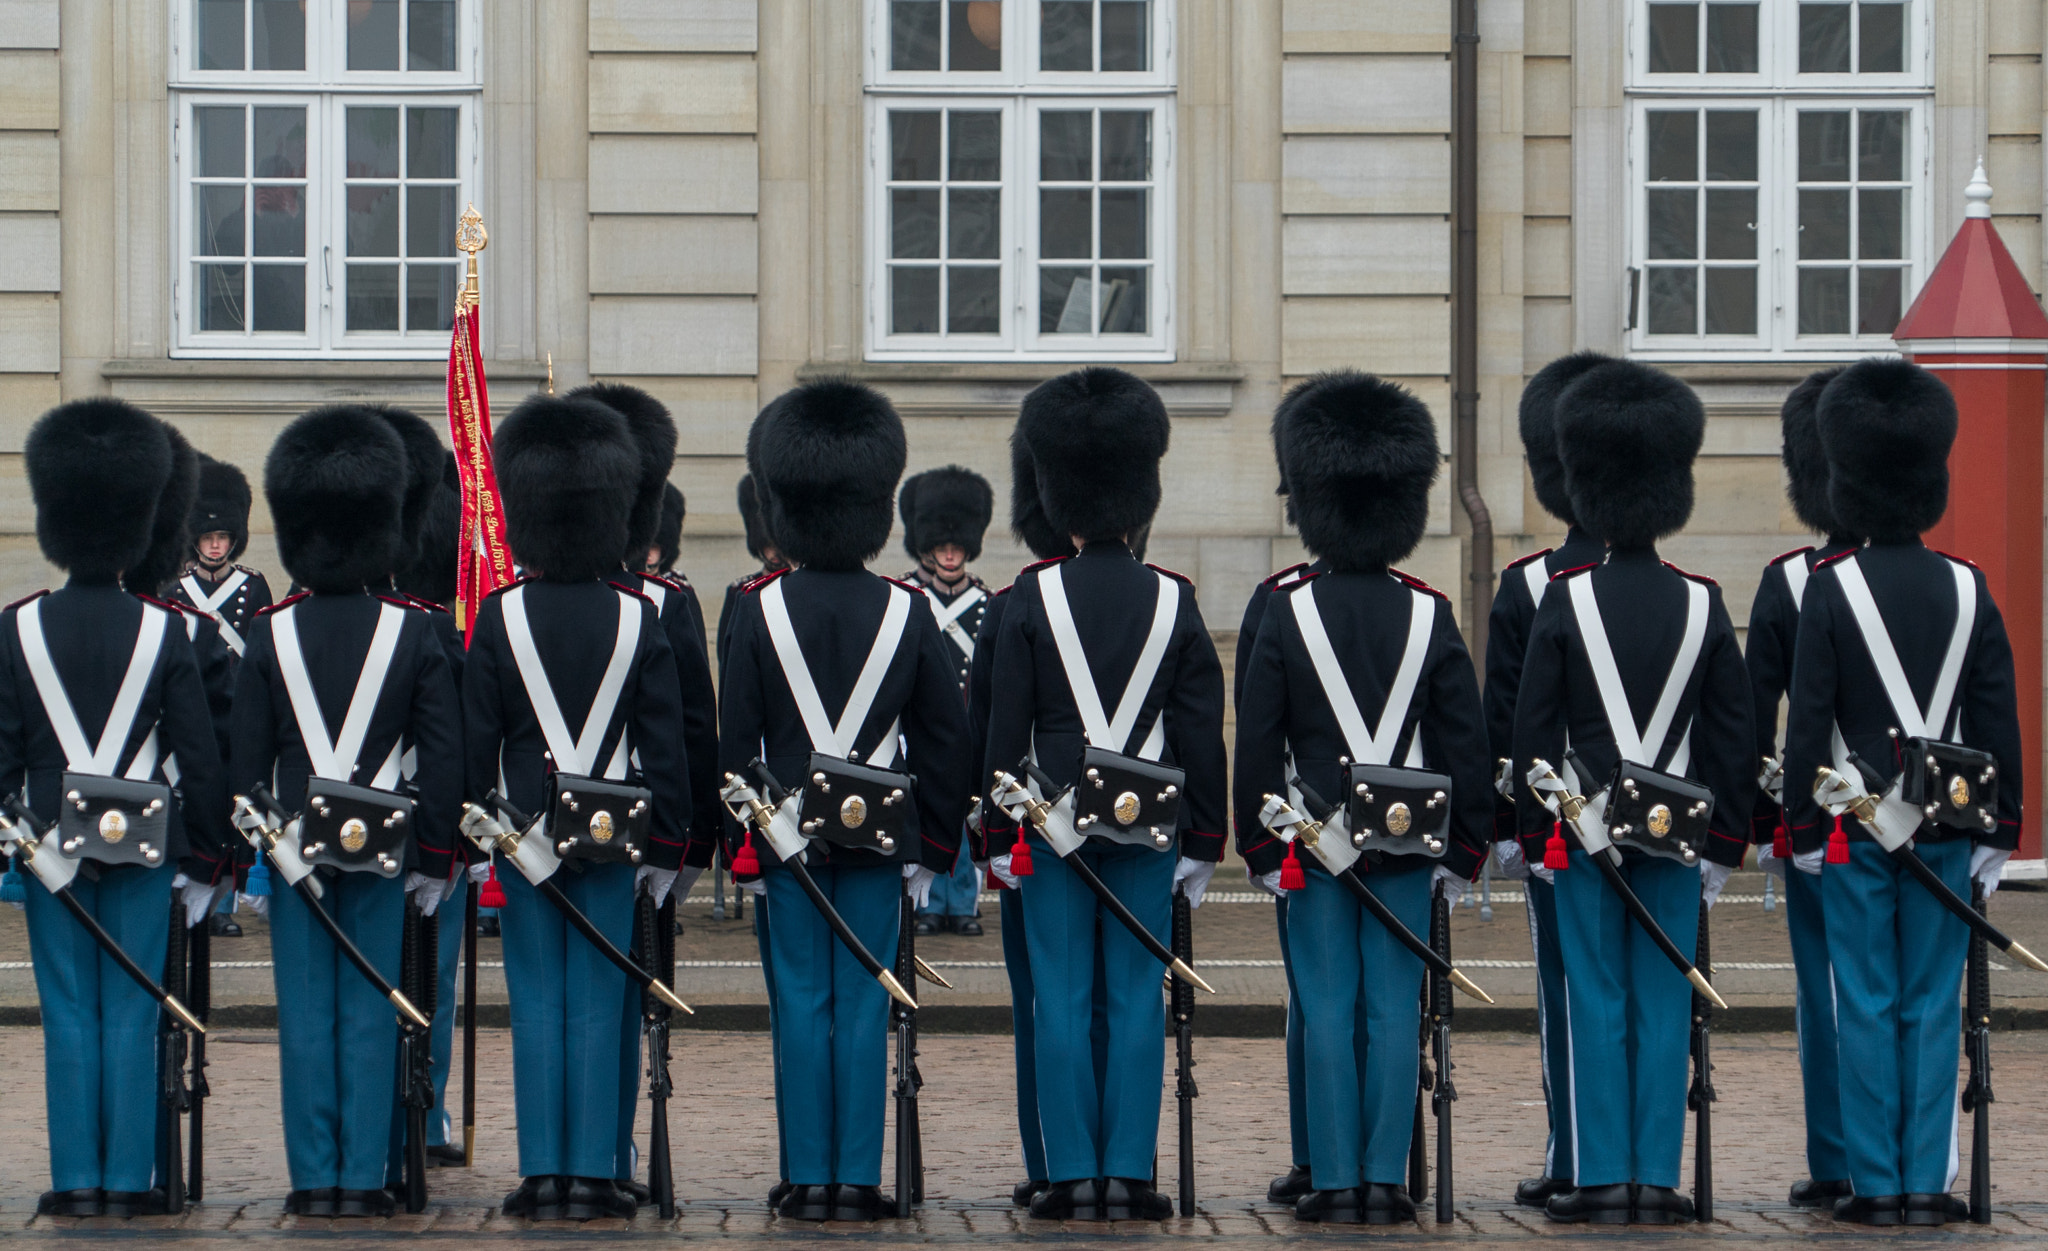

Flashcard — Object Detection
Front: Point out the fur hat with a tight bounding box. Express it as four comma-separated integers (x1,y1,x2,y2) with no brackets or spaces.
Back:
1780,367,1851,539
265,405,409,594
1520,351,1616,527
900,466,995,562
494,394,642,582
1017,367,1170,542
567,383,676,566
746,378,906,571
396,452,460,606
736,474,775,563
1554,360,1704,548
25,399,175,581
124,422,202,596
653,482,685,573
1009,431,1076,562
1277,372,1440,571
190,454,254,562
367,405,447,573
1818,359,1957,543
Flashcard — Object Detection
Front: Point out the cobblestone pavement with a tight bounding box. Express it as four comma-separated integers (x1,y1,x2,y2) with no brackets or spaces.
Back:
1,1028,2046,1243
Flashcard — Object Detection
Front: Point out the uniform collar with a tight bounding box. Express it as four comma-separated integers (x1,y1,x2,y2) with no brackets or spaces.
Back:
1604,544,1661,566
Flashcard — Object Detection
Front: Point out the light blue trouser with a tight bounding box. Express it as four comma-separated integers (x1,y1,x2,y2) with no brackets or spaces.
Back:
1525,875,1575,1183
1554,848,1698,1190
1275,896,1310,1171
1019,835,1174,1184
271,868,406,1191
1287,858,1431,1189
1785,865,1847,1182
500,861,635,1179
764,862,902,1186
26,862,171,1193
427,873,468,1148
1000,886,1047,1183
918,840,982,918
1825,837,1969,1197
755,891,787,1183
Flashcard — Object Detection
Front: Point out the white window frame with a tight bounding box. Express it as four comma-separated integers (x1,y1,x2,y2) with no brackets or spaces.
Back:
170,0,481,358
864,0,1176,361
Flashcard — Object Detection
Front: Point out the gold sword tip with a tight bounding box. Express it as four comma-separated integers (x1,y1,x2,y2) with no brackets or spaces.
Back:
463,1126,476,1169
390,989,432,1030
1686,967,1729,1012
2005,939,2048,973
164,994,206,1035
913,955,953,990
878,968,919,1010
652,979,696,1015
1169,958,1216,995
1448,968,1495,1005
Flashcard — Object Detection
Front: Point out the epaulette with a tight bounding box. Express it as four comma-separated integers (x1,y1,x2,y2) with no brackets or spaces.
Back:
2,589,48,612
256,591,310,618
1272,570,1324,596
1768,546,1817,567
1258,561,1312,590
483,576,533,601
375,593,433,614
1147,563,1194,587
234,563,266,578
739,566,792,595
612,581,655,605
1391,568,1448,599
134,593,192,617
881,574,924,594
992,583,1016,599
402,593,450,615
1503,548,1553,572
1662,561,1718,587
1550,562,1599,582
1935,549,1982,571
645,571,690,593
1814,549,1857,570
1019,556,1070,576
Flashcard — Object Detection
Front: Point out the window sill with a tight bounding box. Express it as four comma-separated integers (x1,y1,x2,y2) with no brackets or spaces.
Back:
798,360,1243,417
102,357,551,420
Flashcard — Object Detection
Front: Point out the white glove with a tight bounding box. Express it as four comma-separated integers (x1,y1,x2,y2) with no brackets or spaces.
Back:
1245,864,1286,898
1494,839,1530,881
1756,844,1786,880
904,863,939,910
1794,847,1825,876
468,859,493,884
407,872,450,917
972,860,991,889
1173,857,1217,908
636,866,679,908
1700,860,1734,910
237,891,270,918
673,865,704,902
1972,845,2013,899
176,875,227,928
739,876,766,897
1530,861,1555,885
989,853,1020,890
1433,865,1469,906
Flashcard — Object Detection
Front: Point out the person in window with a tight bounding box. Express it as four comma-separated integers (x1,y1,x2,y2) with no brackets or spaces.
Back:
167,453,275,666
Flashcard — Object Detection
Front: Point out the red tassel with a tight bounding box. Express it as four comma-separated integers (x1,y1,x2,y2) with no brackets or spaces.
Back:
730,828,761,878
1279,840,1306,892
1826,815,1850,865
1543,821,1570,871
478,863,507,909
1772,822,1792,859
1010,837,1035,877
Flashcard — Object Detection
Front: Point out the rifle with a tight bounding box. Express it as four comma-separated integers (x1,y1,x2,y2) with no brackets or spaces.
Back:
186,907,211,1201
1408,978,1427,1205
1688,905,1715,1222
461,879,478,1166
640,892,678,1218
157,899,190,1215
1171,886,1198,1217
1964,880,1993,1224
1429,882,1457,1223
892,879,924,1216
396,897,435,1213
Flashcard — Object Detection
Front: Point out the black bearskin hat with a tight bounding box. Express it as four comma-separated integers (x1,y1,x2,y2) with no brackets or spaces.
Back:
1017,367,1169,542
191,454,254,562
900,466,995,562
124,422,202,596
736,474,774,562
1009,430,1076,562
1520,351,1616,527
566,383,676,566
653,482,685,573
1780,367,1850,539
265,405,408,594
1555,360,1704,548
25,399,175,582
1818,359,1957,543
494,394,641,582
396,452,460,607
746,378,906,571
1277,372,1440,571
367,405,447,573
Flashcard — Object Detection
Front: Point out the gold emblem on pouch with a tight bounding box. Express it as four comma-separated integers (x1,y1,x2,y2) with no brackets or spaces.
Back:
1950,774,1972,809
1385,802,1412,836
1113,792,1141,824
589,810,616,844
98,809,127,843
1647,804,1673,837
340,817,368,853
840,795,868,829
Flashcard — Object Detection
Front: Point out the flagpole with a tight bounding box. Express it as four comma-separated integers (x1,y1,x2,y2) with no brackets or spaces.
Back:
446,204,514,638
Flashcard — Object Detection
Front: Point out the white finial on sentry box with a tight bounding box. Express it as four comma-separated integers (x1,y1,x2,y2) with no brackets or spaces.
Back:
1965,158,1993,220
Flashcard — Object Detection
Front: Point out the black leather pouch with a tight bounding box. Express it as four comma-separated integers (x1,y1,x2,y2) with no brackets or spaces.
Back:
1072,745,1183,851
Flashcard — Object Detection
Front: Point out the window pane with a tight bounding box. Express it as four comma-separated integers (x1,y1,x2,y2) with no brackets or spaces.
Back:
1703,267,1756,333
1859,267,1903,334
949,111,1001,181
198,263,245,331
254,107,306,178
252,0,305,70
1040,188,1092,258
409,185,460,257
410,0,459,72
198,0,243,71
1704,111,1756,181
1799,111,1851,181
1041,0,1092,70
408,264,458,332
349,0,402,70
1647,188,1698,259
1100,188,1147,258
1859,110,1905,181
196,186,244,257
1859,187,1903,259
891,0,941,70
348,264,401,330
948,187,1001,259
1860,2,1905,72
949,0,1002,70
892,188,941,258
1705,4,1758,71
1646,267,1698,334
253,185,305,256
1647,4,1697,73
1040,111,1092,181
1100,112,1151,181
1800,190,1850,258
892,267,940,333
1798,268,1849,333
1041,267,1093,332
408,107,461,178
1704,188,1754,258
891,112,942,181
251,264,304,332
948,267,1000,332
348,107,402,179
1099,266,1147,332
1101,0,1149,71
195,107,244,178
1799,3,1851,72
1645,111,1697,181
350,185,400,256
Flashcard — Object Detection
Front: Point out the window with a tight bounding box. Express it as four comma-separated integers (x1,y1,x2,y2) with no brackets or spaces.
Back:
172,0,478,356
866,0,1174,360
1626,0,1927,356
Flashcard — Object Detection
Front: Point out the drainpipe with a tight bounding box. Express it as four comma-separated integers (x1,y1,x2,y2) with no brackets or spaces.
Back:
1452,0,1493,671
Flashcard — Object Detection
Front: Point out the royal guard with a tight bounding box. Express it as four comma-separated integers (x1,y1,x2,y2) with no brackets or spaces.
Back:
983,367,1227,1222
718,378,972,1221
1484,350,1614,1208
648,483,708,652
462,392,694,1221
1234,372,1488,1223
167,453,274,659
898,465,994,937
1745,368,1856,1211
1511,360,1754,1225
1783,361,2023,1226
717,474,786,675
0,400,232,1217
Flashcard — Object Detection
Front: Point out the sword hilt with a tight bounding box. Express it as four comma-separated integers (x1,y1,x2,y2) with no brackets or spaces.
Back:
991,771,1051,830
1812,766,1880,825
1529,762,1586,822
1259,793,1321,849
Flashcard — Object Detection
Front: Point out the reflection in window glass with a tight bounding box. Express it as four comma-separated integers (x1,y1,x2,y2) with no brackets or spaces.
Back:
1641,108,1758,335
891,0,1002,72
343,105,463,333
1795,107,1907,335
1039,108,1152,334
197,0,307,71
1645,2,1756,73
1799,1,1904,73
1041,0,1149,72
886,109,1005,336
189,102,308,334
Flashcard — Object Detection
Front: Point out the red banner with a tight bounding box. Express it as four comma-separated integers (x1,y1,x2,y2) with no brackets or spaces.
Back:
445,301,514,638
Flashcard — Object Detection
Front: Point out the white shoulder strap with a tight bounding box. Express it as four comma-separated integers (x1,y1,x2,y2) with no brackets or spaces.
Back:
182,571,249,654
1290,580,1435,767
17,598,167,777
1832,555,1976,740
923,584,984,661
760,577,912,766
639,576,668,615
272,602,406,785
1567,573,1708,769
1524,557,1551,608
1783,553,1812,612
1040,564,1179,760
503,584,642,778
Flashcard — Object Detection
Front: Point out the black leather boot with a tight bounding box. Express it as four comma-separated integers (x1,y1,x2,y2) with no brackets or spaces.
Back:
1361,1182,1417,1226
828,1184,891,1221
1515,1175,1572,1207
335,1188,395,1219
1028,1178,1103,1220
36,1189,102,1218
616,1177,652,1206
1834,1194,1902,1226
953,916,984,936
102,1189,169,1218
1268,1165,1313,1204
1545,1182,1633,1224
776,1184,833,1221
767,1179,793,1209
1631,1184,1694,1224
1101,1177,1171,1220
525,1176,572,1220
1903,1193,1956,1226
1788,1178,1852,1208
1294,1188,1363,1223
290,1187,341,1218
426,1144,467,1168
501,1177,540,1217
1012,1178,1048,1206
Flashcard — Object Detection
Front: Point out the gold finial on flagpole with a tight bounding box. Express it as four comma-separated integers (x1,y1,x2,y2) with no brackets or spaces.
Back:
455,203,488,312
545,352,555,395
